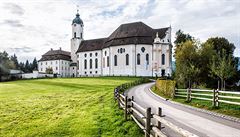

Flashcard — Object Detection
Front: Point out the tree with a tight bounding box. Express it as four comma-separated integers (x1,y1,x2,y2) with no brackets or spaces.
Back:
174,30,194,47
210,50,236,90
46,67,53,74
31,57,38,71
205,37,235,57
175,40,200,88
25,60,30,73
10,54,19,69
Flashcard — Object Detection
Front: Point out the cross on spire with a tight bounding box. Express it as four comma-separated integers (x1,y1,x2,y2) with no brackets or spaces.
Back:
77,5,79,13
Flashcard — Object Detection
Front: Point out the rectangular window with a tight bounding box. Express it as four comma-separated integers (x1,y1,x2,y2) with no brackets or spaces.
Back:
74,32,76,38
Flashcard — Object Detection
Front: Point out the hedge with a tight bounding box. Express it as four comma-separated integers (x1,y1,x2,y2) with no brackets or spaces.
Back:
155,79,176,98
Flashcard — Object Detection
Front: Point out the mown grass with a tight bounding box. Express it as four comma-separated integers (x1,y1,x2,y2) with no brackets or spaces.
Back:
151,86,240,118
0,77,143,137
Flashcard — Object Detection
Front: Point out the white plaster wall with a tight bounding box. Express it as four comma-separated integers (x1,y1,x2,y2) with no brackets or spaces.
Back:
38,60,70,77
77,50,102,76
135,44,153,76
109,45,135,76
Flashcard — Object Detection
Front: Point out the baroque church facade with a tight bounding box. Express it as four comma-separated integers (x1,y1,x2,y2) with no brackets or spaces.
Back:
38,12,173,77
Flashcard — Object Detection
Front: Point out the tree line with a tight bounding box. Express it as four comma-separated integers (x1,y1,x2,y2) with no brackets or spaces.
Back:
173,30,240,90
0,51,38,76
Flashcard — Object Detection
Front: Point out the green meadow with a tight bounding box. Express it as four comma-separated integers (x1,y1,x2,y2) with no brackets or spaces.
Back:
0,77,143,137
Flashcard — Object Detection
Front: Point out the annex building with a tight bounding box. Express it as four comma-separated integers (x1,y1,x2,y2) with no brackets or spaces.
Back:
38,12,173,77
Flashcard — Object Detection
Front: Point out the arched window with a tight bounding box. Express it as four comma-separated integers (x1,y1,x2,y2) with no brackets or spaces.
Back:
74,32,76,38
90,59,92,69
95,58,98,69
84,59,87,69
107,56,109,67
162,54,165,65
126,54,129,65
114,55,117,66
146,54,149,65
137,54,140,65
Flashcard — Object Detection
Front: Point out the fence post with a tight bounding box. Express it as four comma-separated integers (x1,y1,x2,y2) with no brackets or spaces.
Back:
212,89,216,107
173,87,176,98
117,92,120,108
145,107,151,137
157,107,162,130
124,95,128,121
216,89,219,107
186,88,189,102
131,96,134,107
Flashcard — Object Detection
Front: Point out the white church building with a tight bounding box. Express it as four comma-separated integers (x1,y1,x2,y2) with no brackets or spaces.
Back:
38,12,173,77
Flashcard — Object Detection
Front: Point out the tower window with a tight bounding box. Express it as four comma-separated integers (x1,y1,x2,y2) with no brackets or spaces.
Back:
162,54,165,65
137,53,140,65
90,53,92,57
146,54,149,65
126,54,129,65
74,32,76,38
114,55,117,66
81,33,82,38
84,53,87,57
90,59,92,69
95,52,98,56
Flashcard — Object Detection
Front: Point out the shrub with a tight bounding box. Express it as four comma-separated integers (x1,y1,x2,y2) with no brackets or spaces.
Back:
155,79,176,98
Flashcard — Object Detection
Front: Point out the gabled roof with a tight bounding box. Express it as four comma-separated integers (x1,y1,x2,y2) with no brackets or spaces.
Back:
77,22,169,53
39,49,71,61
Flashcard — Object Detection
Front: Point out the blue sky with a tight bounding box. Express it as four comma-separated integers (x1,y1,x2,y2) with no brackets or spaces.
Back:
0,0,239,62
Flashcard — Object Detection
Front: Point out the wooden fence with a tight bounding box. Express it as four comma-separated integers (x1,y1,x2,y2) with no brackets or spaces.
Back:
114,81,198,137
175,88,240,107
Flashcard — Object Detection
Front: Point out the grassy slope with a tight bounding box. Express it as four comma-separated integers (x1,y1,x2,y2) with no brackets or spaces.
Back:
0,77,143,137
151,86,240,118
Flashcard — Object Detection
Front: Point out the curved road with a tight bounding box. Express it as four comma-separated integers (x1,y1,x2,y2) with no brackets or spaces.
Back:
127,82,240,137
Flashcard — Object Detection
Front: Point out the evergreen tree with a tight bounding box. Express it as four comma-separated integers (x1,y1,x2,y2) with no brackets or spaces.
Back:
10,54,19,69
25,60,30,73
31,57,38,71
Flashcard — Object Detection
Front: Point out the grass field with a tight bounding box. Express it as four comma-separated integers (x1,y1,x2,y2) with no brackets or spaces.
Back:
151,86,240,118
0,77,143,137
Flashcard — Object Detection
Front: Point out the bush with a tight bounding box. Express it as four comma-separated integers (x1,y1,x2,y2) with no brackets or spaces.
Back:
155,79,176,98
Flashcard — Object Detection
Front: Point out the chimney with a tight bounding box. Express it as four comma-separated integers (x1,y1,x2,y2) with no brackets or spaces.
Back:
51,48,53,51
59,47,61,50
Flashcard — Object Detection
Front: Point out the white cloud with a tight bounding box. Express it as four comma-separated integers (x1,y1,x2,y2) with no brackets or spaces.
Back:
0,0,239,62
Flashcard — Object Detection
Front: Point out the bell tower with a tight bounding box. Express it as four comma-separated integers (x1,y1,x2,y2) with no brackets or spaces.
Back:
71,10,83,63
70,10,83,77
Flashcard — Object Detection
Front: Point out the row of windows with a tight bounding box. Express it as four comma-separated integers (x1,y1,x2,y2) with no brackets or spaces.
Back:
84,71,98,74
113,53,165,66
40,61,68,65
84,52,98,57
40,67,69,71
84,59,98,69
114,54,150,66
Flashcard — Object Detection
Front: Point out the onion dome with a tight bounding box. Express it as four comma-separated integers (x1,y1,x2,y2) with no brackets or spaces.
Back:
72,13,83,25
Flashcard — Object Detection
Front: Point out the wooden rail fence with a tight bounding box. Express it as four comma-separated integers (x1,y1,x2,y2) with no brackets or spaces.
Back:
114,81,198,137
175,88,240,107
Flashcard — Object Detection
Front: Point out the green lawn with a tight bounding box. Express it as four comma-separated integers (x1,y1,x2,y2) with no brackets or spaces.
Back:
0,77,143,137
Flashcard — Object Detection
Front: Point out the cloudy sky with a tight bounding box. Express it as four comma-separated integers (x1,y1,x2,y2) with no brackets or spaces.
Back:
0,0,239,62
